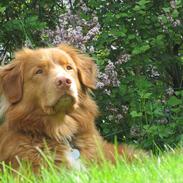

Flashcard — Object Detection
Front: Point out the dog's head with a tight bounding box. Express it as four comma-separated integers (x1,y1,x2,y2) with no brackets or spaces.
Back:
0,44,96,115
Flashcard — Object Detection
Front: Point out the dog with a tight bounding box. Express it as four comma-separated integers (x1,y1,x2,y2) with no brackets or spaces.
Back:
0,44,142,172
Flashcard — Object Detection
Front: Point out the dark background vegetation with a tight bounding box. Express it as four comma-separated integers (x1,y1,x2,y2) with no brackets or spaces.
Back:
0,0,182,153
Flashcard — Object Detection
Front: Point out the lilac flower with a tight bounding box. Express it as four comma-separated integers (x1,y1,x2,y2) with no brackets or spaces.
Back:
156,118,168,124
130,126,141,138
96,82,105,89
97,60,120,89
116,114,123,120
104,89,111,95
105,60,120,87
172,19,181,27
146,65,160,78
108,115,113,121
170,0,176,9
159,12,181,29
165,87,174,96
43,10,100,52
121,105,129,114
116,54,131,65
97,73,110,87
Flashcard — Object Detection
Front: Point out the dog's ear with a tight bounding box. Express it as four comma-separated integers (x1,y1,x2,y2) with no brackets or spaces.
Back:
58,44,97,89
0,62,23,104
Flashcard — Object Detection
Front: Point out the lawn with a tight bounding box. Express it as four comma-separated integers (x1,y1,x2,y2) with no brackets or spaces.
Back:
0,149,182,183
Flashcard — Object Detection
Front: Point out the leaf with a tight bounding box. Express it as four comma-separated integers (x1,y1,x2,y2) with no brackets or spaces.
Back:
128,34,136,40
109,25,127,37
119,84,127,96
133,5,141,11
130,111,142,118
0,6,6,13
167,96,182,106
159,128,174,138
132,44,150,55
115,13,128,19
162,7,170,13
142,92,152,99
159,15,168,24
135,76,152,90
137,0,150,6
172,9,179,18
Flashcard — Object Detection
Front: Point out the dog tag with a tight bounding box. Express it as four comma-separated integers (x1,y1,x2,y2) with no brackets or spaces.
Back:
70,149,80,160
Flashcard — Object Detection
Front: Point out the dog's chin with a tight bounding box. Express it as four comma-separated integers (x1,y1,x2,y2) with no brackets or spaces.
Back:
53,94,76,113
43,93,78,115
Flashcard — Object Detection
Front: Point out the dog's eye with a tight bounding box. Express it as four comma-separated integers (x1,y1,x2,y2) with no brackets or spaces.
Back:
35,69,43,75
66,65,73,70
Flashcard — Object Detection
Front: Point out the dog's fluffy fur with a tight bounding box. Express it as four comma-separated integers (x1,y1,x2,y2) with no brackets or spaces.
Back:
0,45,142,172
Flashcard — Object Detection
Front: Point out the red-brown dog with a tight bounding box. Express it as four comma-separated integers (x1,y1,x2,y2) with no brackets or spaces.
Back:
0,45,141,172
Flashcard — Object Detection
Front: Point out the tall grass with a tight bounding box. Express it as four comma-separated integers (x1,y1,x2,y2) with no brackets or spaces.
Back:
0,149,182,183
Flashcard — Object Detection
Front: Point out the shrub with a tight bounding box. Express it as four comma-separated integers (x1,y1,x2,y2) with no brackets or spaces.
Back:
0,0,64,63
71,0,183,151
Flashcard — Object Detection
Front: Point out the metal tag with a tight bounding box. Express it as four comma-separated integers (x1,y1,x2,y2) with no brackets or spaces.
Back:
70,149,80,160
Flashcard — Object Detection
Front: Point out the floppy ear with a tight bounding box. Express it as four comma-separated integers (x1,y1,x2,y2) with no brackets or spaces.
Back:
58,44,97,89
0,62,23,104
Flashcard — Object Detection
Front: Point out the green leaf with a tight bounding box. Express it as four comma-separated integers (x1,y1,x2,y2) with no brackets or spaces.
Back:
167,96,182,106
115,13,128,19
142,92,152,99
119,84,127,96
128,34,136,40
133,5,141,11
132,44,150,55
162,7,170,13
0,6,6,13
172,9,179,18
130,111,142,118
137,0,150,6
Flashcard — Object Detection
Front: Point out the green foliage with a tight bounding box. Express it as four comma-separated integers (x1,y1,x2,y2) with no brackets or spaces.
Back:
77,0,183,151
0,0,64,61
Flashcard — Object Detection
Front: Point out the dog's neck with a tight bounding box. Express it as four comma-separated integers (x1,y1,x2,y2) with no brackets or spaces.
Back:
5,104,71,139
5,104,49,137
4,95,98,141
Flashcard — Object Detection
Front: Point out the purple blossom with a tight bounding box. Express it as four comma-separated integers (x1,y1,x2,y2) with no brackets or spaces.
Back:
121,105,129,114
172,19,181,27
130,126,141,138
170,0,176,9
146,65,160,78
116,54,131,65
156,118,168,124
96,81,105,89
97,60,120,88
165,87,174,96
158,12,181,29
104,89,111,95
43,10,100,52
108,115,113,121
116,114,123,120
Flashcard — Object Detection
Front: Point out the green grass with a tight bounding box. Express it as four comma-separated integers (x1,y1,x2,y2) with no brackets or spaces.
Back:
0,149,183,183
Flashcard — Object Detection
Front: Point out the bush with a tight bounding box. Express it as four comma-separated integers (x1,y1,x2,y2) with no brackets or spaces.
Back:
71,0,183,152
0,0,64,63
